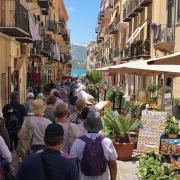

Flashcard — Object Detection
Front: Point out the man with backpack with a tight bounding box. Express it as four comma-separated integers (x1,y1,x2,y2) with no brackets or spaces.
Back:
69,110,117,180
3,91,26,151
16,123,78,180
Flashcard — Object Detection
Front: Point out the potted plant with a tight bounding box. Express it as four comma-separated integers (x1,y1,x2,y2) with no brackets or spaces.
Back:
165,116,179,138
147,84,158,107
139,152,178,179
103,109,141,160
173,98,180,120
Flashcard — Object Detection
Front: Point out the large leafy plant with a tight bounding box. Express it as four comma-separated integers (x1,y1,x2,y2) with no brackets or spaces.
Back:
86,71,102,84
139,152,178,180
165,116,180,135
103,109,141,143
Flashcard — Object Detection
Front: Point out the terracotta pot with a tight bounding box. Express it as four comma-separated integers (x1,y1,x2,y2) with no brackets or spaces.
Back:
113,141,134,161
168,134,177,139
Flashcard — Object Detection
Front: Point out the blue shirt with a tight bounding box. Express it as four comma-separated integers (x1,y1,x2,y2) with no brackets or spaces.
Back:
16,148,78,180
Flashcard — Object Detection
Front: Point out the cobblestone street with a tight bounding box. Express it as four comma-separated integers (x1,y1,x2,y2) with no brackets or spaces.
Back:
117,159,139,180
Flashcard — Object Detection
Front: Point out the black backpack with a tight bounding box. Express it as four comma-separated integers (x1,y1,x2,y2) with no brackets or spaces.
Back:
7,108,21,134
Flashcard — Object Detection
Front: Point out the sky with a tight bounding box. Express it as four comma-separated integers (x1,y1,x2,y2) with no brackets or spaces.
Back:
64,0,100,46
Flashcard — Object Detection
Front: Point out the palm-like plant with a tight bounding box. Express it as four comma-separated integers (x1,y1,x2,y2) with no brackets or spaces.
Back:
103,109,141,143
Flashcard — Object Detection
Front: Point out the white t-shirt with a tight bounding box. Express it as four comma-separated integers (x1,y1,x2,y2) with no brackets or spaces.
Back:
69,133,117,180
58,122,81,153
0,136,12,163
22,116,51,145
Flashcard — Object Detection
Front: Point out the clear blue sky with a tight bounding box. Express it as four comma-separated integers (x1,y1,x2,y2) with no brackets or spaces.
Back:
64,0,100,45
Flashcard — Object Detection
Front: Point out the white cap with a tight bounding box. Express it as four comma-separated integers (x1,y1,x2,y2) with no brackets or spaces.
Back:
27,92,34,98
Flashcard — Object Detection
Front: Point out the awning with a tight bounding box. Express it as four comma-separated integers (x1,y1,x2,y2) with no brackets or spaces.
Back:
147,52,180,65
127,21,147,44
28,12,41,41
109,60,180,76
51,43,60,61
109,9,118,25
95,67,109,71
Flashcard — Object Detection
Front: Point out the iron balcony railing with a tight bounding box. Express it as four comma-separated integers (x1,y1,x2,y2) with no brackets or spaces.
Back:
153,24,173,52
0,1,29,36
48,20,58,34
37,0,50,9
123,0,152,21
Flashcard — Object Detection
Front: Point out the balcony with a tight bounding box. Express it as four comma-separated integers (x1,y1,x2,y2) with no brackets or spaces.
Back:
140,0,152,7
37,0,50,9
48,20,57,34
109,24,118,34
154,25,173,53
42,8,49,15
127,0,138,18
123,6,131,22
120,40,151,60
133,0,144,12
0,1,29,37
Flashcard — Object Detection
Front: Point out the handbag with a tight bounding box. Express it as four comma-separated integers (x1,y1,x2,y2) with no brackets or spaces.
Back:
16,116,34,159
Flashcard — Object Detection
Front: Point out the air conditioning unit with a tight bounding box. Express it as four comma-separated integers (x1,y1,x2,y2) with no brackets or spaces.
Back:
21,44,29,57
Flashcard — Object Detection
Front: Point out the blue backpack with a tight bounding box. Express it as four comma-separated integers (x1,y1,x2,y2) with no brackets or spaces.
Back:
79,135,107,176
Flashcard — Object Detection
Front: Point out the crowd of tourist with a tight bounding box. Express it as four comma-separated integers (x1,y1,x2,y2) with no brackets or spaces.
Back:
0,79,118,180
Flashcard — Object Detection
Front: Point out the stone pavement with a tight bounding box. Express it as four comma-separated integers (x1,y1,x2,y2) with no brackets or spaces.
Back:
116,158,139,180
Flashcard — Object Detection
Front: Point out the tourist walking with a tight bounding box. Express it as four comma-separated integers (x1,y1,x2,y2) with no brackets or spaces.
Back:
53,90,64,105
24,92,34,114
0,135,13,180
44,95,57,123
69,98,86,124
69,110,117,180
16,123,78,180
18,99,51,153
3,91,26,151
55,103,81,154
0,111,10,149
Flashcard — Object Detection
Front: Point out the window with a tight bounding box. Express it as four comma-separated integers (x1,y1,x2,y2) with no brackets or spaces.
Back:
167,0,173,27
177,0,180,22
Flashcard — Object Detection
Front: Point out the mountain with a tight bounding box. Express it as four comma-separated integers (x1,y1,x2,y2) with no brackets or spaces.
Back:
70,43,87,70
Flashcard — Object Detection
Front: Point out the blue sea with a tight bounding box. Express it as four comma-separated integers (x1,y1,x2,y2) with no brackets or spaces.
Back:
71,69,86,77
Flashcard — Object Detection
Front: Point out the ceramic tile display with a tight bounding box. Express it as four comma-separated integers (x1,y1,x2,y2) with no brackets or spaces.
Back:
137,110,167,153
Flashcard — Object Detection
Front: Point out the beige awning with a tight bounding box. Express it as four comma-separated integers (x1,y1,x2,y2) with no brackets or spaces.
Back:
109,60,180,76
148,52,180,65
109,9,118,25
96,67,109,71
127,21,147,44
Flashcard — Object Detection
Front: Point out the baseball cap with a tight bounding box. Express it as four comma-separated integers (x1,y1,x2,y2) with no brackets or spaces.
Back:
27,92,34,98
45,123,64,137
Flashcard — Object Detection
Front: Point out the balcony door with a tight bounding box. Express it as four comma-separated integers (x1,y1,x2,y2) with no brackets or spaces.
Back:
167,0,174,28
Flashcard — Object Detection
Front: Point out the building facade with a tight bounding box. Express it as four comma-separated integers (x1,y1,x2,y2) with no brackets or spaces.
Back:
0,0,71,107
91,0,180,101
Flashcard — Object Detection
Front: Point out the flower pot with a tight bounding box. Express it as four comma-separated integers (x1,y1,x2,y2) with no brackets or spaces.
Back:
173,105,180,120
113,141,134,161
168,134,177,139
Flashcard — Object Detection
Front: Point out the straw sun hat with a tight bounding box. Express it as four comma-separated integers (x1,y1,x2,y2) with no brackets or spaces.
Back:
31,99,46,115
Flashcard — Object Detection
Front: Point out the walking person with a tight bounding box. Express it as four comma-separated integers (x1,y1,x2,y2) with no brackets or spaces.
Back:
55,103,81,154
3,91,26,151
44,95,57,123
0,111,10,149
24,92,34,114
18,99,51,153
0,135,13,180
69,110,117,180
69,98,86,124
16,123,78,180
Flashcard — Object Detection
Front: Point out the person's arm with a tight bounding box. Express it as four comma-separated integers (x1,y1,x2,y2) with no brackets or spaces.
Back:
0,136,12,163
108,160,117,180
